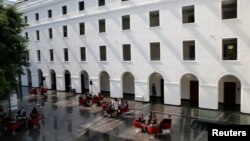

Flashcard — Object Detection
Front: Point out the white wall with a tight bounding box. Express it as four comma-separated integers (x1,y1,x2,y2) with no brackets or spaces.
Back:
18,0,250,113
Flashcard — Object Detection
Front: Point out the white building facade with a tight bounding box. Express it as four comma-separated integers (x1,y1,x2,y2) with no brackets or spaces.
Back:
17,0,250,114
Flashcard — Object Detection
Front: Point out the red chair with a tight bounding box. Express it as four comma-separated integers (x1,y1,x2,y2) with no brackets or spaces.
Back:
29,88,37,94
92,98,98,104
79,98,86,106
7,121,21,135
29,118,40,128
121,107,129,113
133,120,141,128
40,87,48,93
101,102,108,110
160,119,172,130
147,125,160,136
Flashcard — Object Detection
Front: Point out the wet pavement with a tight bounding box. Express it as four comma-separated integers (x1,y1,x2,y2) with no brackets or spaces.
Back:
0,87,250,141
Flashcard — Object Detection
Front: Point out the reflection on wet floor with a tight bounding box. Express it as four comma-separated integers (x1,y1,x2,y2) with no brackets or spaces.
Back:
0,87,250,141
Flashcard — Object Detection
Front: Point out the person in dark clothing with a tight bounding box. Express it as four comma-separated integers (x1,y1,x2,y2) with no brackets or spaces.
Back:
152,83,156,97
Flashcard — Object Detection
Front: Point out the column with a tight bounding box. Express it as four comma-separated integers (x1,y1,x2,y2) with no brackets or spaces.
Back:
89,77,99,95
110,79,122,98
164,82,181,105
199,84,218,110
56,75,64,91
134,80,148,102
241,86,250,114
71,76,80,93
31,73,39,87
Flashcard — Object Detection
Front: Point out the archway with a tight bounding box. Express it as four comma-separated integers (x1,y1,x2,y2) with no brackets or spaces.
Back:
122,72,135,100
50,69,57,90
38,69,43,87
218,75,241,111
181,74,199,107
64,70,71,92
27,69,32,88
149,73,164,103
80,70,89,94
100,71,110,97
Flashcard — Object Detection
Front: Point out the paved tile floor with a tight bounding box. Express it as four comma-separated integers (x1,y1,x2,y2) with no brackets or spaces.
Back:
0,87,250,141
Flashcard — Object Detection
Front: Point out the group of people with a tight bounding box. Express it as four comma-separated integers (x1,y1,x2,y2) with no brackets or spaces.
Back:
105,97,128,118
137,111,172,133
79,93,104,106
16,107,39,120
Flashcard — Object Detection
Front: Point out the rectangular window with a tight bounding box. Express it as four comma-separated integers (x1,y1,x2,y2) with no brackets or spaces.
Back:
35,13,39,21
182,5,195,23
100,46,106,61
122,15,130,30
99,19,106,33
49,49,54,61
122,0,128,1
79,1,85,11
24,16,27,23
36,30,40,40
150,42,160,60
26,51,29,61
37,50,41,61
48,9,52,18
123,44,131,61
25,32,29,40
183,40,195,60
48,28,53,39
64,48,68,61
63,25,67,37
150,11,160,27
99,0,105,6
62,5,67,15
222,38,237,60
222,0,237,19
80,47,86,61
79,22,85,35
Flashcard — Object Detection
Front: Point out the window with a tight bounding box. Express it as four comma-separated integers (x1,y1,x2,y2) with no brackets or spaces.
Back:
79,1,85,11
79,22,85,35
48,28,53,39
26,51,29,61
48,9,52,18
63,25,67,37
37,50,41,61
182,5,195,23
222,0,237,19
64,48,68,61
80,47,86,61
122,0,128,1
99,19,106,33
99,0,105,6
183,40,195,60
25,32,29,40
36,30,40,40
100,46,106,61
122,15,130,30
222,38,237,60
49,49,54,61
62,6,67,15
150,42,160,60
123,44,131,61
35,13,39,21
24,16,27,23
149,11,160,27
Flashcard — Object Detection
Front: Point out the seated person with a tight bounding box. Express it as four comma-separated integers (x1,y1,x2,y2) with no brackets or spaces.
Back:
30,107,39,119
138,114,146,132
148,111,157,125
16,108,27,119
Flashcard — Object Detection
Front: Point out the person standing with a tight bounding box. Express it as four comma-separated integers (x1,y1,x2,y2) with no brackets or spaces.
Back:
152,83,156,97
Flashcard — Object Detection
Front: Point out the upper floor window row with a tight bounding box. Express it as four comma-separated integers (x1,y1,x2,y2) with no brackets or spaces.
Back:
26,0,237,24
